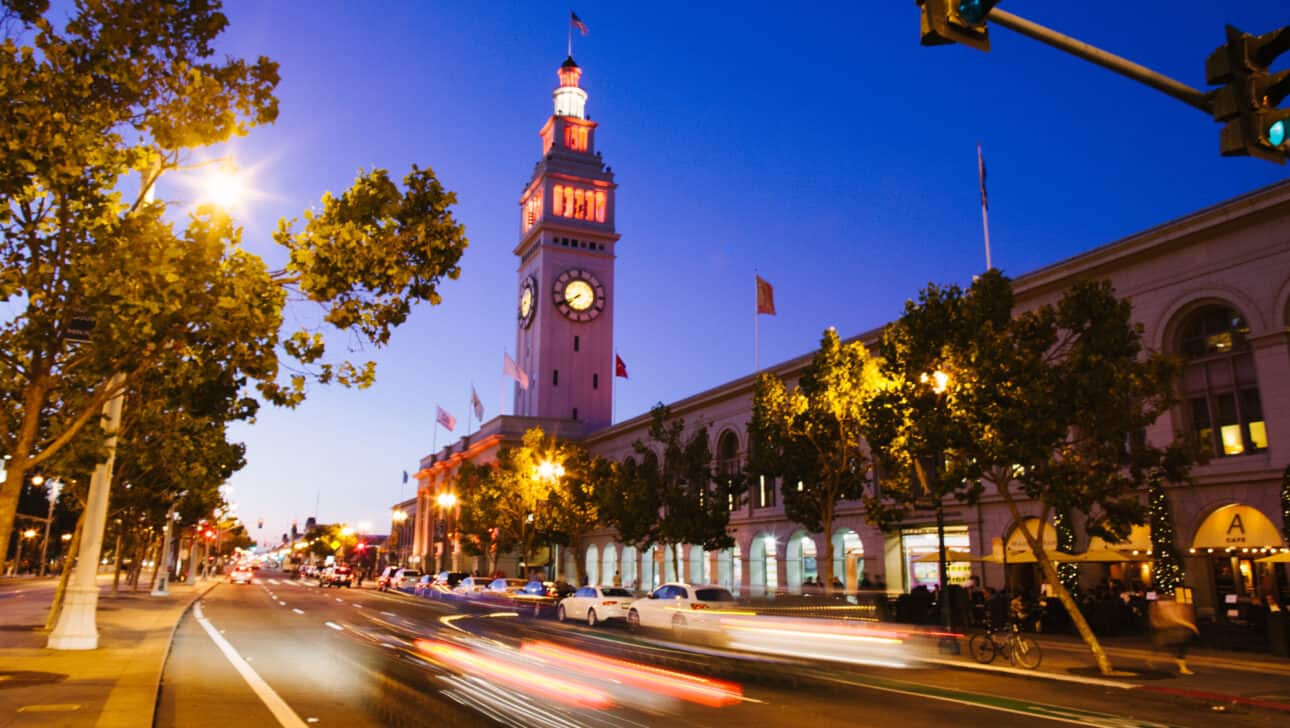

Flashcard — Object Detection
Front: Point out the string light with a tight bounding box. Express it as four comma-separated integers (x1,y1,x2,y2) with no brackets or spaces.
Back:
1053,510,1078,594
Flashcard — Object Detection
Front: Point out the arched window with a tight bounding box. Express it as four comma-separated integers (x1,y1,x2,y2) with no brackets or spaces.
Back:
1177,305,1266,457
716,430,741,511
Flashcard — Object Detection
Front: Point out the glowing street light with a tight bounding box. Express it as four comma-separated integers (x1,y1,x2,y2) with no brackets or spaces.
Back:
391,509,409,523
339,526,355,537
920,369,950,394
201,164,244,209
536,460,565,481
436,493,458,509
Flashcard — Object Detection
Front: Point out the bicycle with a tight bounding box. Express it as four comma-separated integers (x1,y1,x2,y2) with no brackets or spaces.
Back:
968,620,1042,669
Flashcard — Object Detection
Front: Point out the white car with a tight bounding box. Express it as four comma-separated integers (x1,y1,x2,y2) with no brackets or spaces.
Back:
486,578,528,595
557,586,635,626
626,583,737,636
452,576,490,595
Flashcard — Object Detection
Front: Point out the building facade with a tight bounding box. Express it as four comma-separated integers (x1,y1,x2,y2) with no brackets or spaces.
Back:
409,56,1290,623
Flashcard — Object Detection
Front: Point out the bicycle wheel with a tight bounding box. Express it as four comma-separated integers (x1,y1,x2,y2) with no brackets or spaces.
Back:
968,633,997,664
1008,634,1042,669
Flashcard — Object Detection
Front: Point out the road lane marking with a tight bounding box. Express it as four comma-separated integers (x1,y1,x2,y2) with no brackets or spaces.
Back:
380,611,396,617
324,621,344,631
268,579,280,585
292,608,304,615
193,602,309,728
278,600,287,606
335,598,343,603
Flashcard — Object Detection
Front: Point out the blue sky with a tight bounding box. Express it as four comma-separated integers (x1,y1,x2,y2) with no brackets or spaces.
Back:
197,1,1287,543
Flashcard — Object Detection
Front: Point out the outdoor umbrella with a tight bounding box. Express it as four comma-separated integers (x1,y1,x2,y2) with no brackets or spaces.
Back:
1069,547,1151,563
913,549,986,563
1255,551,1290,563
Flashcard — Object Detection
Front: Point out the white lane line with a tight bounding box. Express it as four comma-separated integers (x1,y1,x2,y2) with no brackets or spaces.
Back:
324,621,344,631
353,603,363,609
380,611,396,617
278,600,287,606
193,602,309,728
268,578,281,585
335,598,343,603
292,608,304,615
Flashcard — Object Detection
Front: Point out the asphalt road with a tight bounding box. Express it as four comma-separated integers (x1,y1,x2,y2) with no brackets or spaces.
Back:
155,574,1286,728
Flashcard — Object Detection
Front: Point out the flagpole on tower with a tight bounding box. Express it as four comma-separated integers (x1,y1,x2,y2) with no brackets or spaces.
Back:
753,271,760,372
466,387,471,436
978,143,992,271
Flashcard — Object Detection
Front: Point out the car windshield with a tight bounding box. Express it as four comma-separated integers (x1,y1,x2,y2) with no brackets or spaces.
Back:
400,571,420,578
600,588,632,597
695,588,735,602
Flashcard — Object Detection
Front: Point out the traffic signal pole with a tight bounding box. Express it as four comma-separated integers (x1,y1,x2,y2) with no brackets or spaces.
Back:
987,9,1211,113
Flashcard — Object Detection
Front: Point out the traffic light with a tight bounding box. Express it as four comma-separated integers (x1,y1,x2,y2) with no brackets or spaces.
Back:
919,0,1000,52
1206,25,1290,163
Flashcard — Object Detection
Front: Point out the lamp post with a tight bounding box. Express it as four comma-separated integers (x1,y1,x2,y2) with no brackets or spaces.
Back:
38,478,61,577
16,528,38,574
436,493,457,573
533,459,564,581
391,509,408,568
151,504,179,597
918,369,959,655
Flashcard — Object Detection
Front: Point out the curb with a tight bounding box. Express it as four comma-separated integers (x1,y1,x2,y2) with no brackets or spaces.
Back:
148,580,219,728
918,655,1141,690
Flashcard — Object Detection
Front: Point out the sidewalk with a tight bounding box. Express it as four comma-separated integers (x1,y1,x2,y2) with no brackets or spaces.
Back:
930,630,1290,713
0,577,217,728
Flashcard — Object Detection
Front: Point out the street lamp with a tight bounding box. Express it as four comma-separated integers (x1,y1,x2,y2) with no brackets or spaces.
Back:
436,493,457,573
919,368,959,654
39,478,62,576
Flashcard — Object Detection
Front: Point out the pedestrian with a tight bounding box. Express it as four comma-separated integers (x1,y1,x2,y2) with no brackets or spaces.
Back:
1150,597,1199,675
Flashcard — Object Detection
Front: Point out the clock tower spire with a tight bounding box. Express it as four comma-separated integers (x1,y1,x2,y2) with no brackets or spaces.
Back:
513,56,619,432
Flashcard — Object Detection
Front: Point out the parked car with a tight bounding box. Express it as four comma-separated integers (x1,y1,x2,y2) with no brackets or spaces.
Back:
451,576,491,595
486,578,528,596
557,586,636,626
229,564,254,585
390,568,421,591
377,566,399,591
417,571,469,598
320,565,353,588
626,583,737,636
518,580,575,600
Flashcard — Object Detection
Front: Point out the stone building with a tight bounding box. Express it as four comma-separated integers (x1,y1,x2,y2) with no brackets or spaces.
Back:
409,56,1290,623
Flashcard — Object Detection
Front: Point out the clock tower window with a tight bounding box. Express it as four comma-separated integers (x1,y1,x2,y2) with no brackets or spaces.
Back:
573,336,580,352
552,369,559,386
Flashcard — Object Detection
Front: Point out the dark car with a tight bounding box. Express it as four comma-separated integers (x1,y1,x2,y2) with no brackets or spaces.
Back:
515,580,577,616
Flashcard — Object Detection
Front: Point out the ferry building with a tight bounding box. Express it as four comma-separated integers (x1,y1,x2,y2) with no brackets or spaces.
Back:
408,56,1290,625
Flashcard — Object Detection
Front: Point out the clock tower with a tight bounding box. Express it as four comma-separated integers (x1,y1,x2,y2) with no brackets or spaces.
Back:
513,57,619,431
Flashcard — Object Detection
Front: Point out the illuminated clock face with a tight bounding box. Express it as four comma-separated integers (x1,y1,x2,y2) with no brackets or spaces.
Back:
553,269,605,322
518,276,537,328
564,280,594,311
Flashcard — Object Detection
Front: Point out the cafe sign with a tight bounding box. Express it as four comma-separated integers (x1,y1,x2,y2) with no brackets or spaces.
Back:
1191,504,1286,550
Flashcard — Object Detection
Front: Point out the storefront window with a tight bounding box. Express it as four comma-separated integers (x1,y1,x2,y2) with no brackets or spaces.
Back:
901,526,970,591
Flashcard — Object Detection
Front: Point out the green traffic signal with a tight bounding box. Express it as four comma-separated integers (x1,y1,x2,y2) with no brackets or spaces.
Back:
1270,119,1287,147
957,0,994,26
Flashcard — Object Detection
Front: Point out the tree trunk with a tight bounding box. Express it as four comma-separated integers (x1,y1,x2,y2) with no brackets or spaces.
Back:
111,530,124,594
820,504,836,596
997,482,1116,675
45,507,88,631
0,379,49,575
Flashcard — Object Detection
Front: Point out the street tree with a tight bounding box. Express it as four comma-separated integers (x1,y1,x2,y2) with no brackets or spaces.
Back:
0,0,469,566
544,444,612,586
748,328,882,594
604,405,743,579
864,271,1186,675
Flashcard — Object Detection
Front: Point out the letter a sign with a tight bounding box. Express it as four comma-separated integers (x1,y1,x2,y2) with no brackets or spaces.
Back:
1227,513,1245,536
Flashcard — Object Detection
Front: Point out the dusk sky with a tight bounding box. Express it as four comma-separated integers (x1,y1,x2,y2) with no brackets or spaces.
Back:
188,1,1285,544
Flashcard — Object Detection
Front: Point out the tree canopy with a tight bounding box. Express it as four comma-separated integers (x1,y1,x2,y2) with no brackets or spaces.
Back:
0,0,468,567
748,327,881,593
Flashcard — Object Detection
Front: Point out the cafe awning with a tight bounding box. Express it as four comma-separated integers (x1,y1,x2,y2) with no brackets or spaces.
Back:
1191,504,1286,551
914,549,986,563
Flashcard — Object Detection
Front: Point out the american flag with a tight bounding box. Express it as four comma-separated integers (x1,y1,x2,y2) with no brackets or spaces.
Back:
571,11,588,36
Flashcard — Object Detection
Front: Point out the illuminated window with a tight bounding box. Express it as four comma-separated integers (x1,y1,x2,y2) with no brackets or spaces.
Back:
523,189,543,232
1177,305,1266,457
549,184,606,223
564,125,588,152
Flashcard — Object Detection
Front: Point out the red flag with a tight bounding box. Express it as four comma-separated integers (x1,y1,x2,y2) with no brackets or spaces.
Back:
570,11,588,36
755,275,776,315
615,354,628,379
